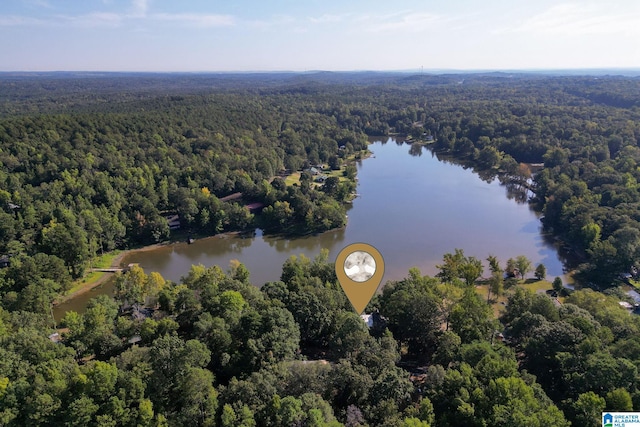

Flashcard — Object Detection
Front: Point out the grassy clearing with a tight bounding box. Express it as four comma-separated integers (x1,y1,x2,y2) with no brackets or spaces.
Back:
65,272,106,295
319,168,349,183
476,278,553,318
63,251,122,296
520,278,553,294
628,278,640,289
282,149,369,187
476,285,508,317
284,172,301,186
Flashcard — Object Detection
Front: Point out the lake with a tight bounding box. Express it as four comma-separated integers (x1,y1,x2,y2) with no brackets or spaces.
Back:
53,139,568,317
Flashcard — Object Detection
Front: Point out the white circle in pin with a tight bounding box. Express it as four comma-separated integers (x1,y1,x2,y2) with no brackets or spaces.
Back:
344,250,376,282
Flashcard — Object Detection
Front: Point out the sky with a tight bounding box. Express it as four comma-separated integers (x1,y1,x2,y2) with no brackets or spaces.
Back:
1,0,639,72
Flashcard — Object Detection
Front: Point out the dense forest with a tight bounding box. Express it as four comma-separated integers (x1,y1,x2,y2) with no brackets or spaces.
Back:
2,72,640,292
3,252,640,426
1,72,640,425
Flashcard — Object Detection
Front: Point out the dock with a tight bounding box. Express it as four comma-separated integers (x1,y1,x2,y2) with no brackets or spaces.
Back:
91,268,125,273
90,263,138,273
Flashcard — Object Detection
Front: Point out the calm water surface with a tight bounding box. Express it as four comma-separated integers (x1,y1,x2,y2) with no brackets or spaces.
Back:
54,139,567,317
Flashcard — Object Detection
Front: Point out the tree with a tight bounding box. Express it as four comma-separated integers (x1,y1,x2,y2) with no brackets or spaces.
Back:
322,176,340,197
380,277,442,355
221,404,237,427
506,257,517,278
40,217,89,278
114,265,148,306
174,367,219,426
328,155,341,170
484,377,569,426
515,255,532,280
148,335,211,412
437,249,465,283
543,147,569,168
523,321,585,398
437,249,482,286
449,287,496,343
553,277,563,293
262,201,294,231
534,263,547,281
487,273,504,303
459,256,483,287
401,417,431,427
605,388,633,411
65,396,99,427
487,255,501,276
486,255,504,302
287,291,332,346
566,392,606,427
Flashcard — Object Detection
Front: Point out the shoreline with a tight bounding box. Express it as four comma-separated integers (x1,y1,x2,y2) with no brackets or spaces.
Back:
53,241,175,305
53,230,250,306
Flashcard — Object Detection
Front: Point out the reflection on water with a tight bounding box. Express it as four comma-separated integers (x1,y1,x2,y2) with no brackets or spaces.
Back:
408,144,423,157
55,138,569,318
503,182,531,204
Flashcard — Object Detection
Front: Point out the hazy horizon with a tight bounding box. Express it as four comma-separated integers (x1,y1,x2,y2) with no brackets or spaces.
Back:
2,68,640,76
2,0,639,72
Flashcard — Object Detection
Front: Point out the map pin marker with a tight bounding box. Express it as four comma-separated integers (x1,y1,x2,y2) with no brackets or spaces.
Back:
335,243,385,314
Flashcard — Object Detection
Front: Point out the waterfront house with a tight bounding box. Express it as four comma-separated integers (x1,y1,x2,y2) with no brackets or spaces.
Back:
245,202,265,214
164,214,181,230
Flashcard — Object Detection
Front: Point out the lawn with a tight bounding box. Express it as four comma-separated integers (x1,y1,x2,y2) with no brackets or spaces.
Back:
476,278,554,318
63,251,122,295
520,278,553,294
284,172,301,186
475,284,509,317
281,149,369,187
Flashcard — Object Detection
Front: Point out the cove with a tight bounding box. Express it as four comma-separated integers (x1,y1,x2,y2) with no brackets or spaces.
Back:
53,138,567,317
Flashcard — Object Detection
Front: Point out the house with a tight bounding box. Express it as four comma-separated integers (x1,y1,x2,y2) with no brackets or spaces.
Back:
220,192,243,202
245,202,265,214
164,214,181,230
314,175,328,183
619,301,634,310
360,314,374,328
128,335,142,345
360,311,387,329
0,255,10,268
620,272,633,281
131,305,154,321
306,167,320,175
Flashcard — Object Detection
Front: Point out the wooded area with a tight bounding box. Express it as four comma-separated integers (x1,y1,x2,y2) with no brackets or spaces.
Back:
3,250,640,426
1,72,640,426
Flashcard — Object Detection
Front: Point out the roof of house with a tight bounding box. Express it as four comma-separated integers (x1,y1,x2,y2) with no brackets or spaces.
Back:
220,192,243,202
619,301,634,310
360,314,374,328
245,202,265,211
128,335,142,344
